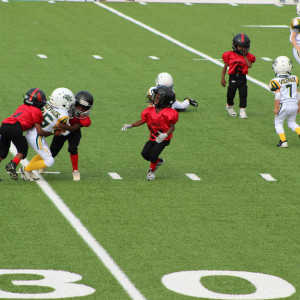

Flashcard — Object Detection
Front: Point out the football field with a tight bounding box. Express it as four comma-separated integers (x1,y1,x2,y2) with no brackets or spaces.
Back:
0,1,300,299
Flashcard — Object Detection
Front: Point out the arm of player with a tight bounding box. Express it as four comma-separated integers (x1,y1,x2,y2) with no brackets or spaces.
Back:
156,124,175,143
221,63,228,87
34,123,52,137
57,122,81,133
291,31,300,55
273,89,281,115
121,119,145,131
243,52,252,68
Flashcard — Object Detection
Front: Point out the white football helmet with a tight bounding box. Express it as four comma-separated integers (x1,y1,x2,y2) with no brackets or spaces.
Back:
49,88,75,110
272,56,292,76
155,72,174,88
297,3,300,16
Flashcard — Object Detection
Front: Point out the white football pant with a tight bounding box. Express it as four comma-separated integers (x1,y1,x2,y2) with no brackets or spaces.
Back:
172,99,190,110
25,128,54,167
274,102,299,134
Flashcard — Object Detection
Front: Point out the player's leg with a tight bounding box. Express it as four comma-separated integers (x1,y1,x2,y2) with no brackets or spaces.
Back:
274,106,288,147
172,99,190,111
292,48,300,65
226,75,238,116
141,140,155,162
286,103,300,135
67,130,81,181
238,79,248,119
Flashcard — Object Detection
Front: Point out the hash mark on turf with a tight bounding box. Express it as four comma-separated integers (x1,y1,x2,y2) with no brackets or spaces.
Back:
261,57,273,61
93,55,103,59
185,173,201,181
37,54,48,59
149,56,159,60
260,173,276,182
108,172,122,180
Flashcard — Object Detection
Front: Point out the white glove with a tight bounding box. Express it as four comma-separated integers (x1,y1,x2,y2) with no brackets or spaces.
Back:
121,124,132,131
156,132,168,143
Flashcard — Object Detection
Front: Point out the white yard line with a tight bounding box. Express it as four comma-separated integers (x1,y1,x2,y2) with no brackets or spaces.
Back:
94,2,270,92
9,145,145,300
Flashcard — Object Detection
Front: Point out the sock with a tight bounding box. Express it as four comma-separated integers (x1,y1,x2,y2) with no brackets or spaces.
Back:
295,127,300,135
12,157,21,165
70,154,78,171
279,133,287,142
25,155,47,172
150,159,159,171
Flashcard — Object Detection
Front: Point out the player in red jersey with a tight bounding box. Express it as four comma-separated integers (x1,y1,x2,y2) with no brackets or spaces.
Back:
221,33,256,119
122,86,179,181
0,88,50,180
44,91,93,181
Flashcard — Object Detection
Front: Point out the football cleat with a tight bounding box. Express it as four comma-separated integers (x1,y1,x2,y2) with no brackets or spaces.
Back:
185,98,198,107
239,108,247,119
5,161,18,181
20,167,35,181
226,105,237,117
147,169,155,181
73,170,81,181
277,140,288,148
155,158,165,171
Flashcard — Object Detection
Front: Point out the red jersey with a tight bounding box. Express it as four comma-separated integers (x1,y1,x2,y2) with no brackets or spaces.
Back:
222,51,256,75
141,107,179,141
69,116,91,127
2,104,43,131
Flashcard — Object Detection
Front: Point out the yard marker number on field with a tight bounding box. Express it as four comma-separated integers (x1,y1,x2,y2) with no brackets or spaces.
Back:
260,173,276,182
108,172,122,180
185,173,201,181
37,54,48,59
93,55,103,59
149,56,159,60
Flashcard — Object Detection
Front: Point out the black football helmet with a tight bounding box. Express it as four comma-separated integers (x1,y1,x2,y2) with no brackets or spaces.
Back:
153,86,176,108
23,88,47,109
232,33,250,55
70,91,93,119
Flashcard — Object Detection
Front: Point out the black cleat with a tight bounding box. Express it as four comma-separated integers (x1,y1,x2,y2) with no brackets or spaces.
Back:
5,161,18,181
185,98,198,107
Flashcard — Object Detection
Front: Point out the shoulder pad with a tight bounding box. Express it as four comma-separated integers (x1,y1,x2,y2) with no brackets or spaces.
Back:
269,79,281,91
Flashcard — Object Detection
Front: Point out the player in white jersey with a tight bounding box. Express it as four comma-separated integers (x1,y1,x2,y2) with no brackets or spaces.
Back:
289,4,300,64
146,72,198,111
269,56,300,148
20,88,75,181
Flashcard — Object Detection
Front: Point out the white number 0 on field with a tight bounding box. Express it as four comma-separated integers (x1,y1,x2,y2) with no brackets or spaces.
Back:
162,270,296,299
0,269,95,298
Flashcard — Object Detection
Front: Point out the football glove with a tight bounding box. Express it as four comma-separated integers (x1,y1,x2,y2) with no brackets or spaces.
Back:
156,132,168,143
121,124,132,131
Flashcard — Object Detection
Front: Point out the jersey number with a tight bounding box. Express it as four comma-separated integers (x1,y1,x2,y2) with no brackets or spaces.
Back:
41,113,54,129
286,84,293,97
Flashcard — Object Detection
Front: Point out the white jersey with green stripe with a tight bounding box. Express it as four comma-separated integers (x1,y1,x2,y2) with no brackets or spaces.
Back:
41,102,69,132
269,75,299,103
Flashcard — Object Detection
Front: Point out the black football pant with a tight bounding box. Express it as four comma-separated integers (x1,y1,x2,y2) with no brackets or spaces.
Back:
50,129,81,157
227,74,248,108
141,140,170,163
0,122,28,159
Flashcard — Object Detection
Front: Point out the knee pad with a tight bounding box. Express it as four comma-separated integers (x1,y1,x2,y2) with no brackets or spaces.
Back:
44,156,55,168
141,151,150,161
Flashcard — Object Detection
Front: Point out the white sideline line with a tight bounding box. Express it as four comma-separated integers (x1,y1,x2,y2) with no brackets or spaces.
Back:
241,25,288,28
108,172,122,179
185,173,201,181
9,145,145,300
94,2,270,92
260,173,276,181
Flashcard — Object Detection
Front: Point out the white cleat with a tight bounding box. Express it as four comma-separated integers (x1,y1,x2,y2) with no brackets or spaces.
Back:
226,105,237,117
239,108,247,119
73,170,81,181
20,167,35,181
146,169,155,181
